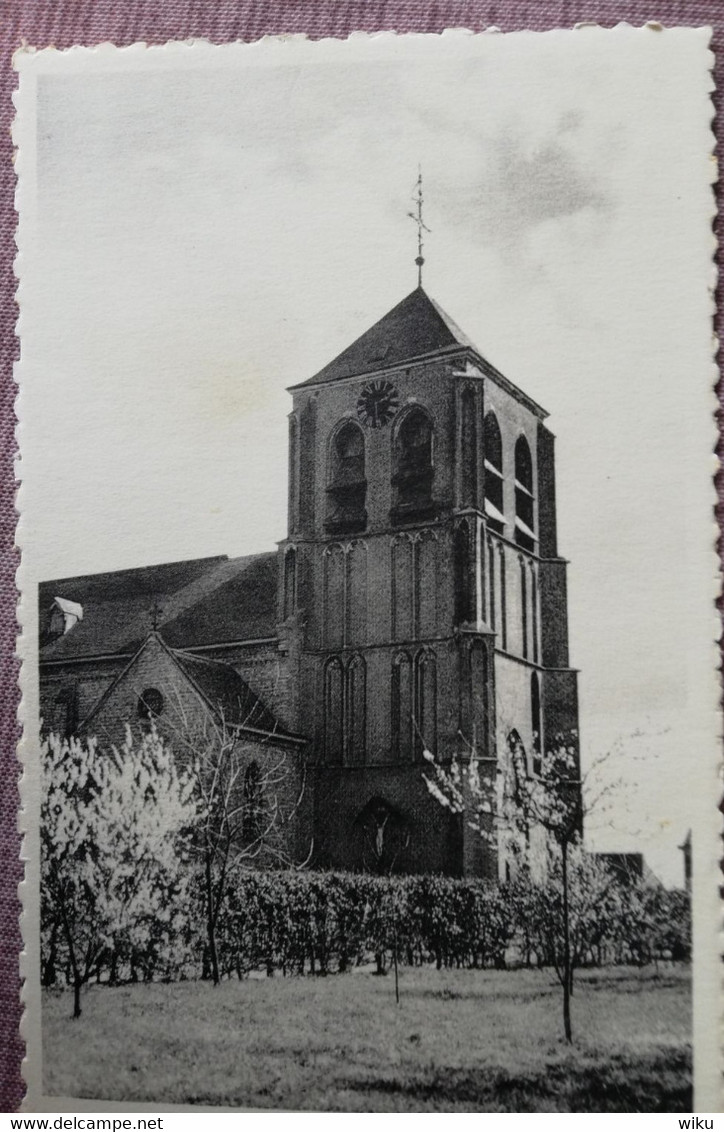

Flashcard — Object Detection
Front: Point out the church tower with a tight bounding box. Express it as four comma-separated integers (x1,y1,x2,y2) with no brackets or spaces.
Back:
278,285,579,878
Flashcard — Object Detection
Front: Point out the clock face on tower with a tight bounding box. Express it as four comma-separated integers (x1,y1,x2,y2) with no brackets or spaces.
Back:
356,380,399,429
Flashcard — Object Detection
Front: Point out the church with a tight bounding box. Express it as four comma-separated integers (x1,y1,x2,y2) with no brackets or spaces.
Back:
38,282,580,880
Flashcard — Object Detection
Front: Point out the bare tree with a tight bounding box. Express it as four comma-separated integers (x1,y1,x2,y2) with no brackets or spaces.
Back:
423,726,622,1043
152,688,311,986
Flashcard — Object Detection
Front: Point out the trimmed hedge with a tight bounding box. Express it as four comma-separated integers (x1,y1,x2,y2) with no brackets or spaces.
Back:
216,872,517,978
42,867,691,987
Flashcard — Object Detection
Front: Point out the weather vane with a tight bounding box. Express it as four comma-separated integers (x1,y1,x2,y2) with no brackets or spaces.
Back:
407,166,431,288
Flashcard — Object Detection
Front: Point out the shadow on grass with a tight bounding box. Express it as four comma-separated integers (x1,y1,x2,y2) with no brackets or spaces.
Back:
341,1047,692,1113
582,970,687,993
415,984,560,1004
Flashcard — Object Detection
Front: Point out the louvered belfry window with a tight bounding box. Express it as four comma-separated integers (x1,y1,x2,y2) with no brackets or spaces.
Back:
326,421,367,534
391,408,435,523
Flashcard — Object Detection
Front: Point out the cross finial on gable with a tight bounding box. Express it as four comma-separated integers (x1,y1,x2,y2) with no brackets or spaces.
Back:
149,596,163,632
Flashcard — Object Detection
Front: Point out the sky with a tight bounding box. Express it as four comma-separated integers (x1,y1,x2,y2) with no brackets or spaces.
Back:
16,29,717,885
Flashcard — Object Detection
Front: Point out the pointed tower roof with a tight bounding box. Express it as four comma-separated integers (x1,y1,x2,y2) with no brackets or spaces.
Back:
296,287,477,387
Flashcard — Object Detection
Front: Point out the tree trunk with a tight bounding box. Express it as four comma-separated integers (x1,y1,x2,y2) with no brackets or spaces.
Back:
73,973,82,1019
45,922,58,987
392,905,400,1005
562,839,572,1043
205,851,220,986
59,904,83,1019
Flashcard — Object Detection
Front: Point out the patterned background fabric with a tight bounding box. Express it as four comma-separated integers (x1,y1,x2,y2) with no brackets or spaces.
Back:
1,0,719,1110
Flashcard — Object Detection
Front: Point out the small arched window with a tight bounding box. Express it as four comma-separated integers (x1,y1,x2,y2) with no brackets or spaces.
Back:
243,762,262,842
326,421,367,534
484,412,505,533
514,435,535,552
138,687,163,725
392,408,435,523
531,673,542,776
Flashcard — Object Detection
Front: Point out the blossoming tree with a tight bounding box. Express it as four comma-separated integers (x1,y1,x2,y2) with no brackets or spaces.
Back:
41,726,198,1018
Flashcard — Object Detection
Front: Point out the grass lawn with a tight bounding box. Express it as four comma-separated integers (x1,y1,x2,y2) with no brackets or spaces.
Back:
42,965,691,1112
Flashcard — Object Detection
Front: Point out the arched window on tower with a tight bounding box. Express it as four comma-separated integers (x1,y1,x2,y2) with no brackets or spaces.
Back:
323,657,344,764
530,563,539,665
346,653,366,766
326,420,367,534
391,407,435,523
487,535,496,631
484,412,505,534
415,648,437,759
531,672,542,776
514,435,536,552
391,651,413,761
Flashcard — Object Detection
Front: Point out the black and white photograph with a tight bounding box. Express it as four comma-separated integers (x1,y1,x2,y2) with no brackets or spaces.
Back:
14,28,719,1113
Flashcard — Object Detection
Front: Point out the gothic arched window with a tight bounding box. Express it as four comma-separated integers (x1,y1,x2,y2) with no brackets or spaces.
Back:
514,435,536,552
530,563,539,665
392,407,435,523
531,672,542,776
415,648,437,759
484,412,505,533
498,543,507,651
487,535,496,631
520,556,528,660
323,657,344,764
391,651,413,761
346,653,367,766
326,420,367,534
